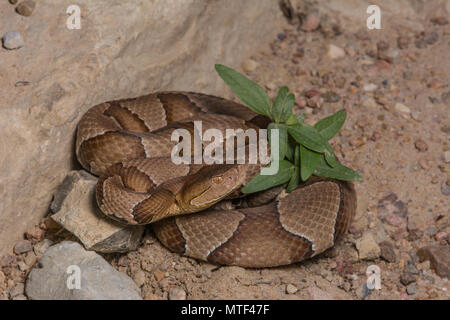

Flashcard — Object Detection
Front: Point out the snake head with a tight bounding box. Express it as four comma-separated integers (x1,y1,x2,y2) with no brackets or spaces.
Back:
181,165,242,210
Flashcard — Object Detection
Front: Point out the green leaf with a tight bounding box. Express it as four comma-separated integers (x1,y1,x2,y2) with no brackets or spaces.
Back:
300,145,321,181
314,157,362,181
215,64,271,117
285,142,295,162
272,87,295,123
287,123,327,153
324,143,339,167
272,87,288,122
286,113,305,125
241,160,295,194
268,123,288,161
294,144,300,167
314,109,346,141
286,166,300,192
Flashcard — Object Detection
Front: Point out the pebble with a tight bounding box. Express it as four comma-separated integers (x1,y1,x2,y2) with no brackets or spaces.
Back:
379,241,397,262
25,226,44,241
363,83,378,92
394,103,411,114
14,240,32,254
406,283,416,295
385,214,406,228
440,180,450,196
362,97,377,109
400,271,416,286
286,283,298,294
414,139,429,152
2,31,24,50
168,287,186,300
326,44,345,59
417,245,450,278
16,0,35,16
356,233,380,260
301,11,320,32
443,151,450,163
241,59,258,73
9,0,19,5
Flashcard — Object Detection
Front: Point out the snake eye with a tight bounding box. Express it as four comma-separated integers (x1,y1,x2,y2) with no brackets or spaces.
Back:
212,176,223,184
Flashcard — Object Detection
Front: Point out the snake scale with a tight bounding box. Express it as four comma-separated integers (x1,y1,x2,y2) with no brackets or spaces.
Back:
76,92,356,268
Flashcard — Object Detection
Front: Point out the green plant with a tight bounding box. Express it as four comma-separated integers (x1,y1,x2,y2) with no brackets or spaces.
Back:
215,64,362,194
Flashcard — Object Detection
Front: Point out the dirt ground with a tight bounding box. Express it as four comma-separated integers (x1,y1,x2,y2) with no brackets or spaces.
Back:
1,7,449,300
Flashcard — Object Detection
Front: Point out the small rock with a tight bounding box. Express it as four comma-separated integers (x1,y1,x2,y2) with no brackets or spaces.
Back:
168,287,186,300
394,103,411,114
25,241,142,300
417,245,450,278
241,59,258,73
2,31,24,50
51,171,144,253
326,44,345,59
301,11,320,32
363,83,378,92
424,31,439,45
435,231,448,242
379,241,397,263
441,180,450,196
14,240,32,254
286,284,298,294
406,283,416,295
355,29,370,40
25,226,44,241
400,271,416,286
443,151,450,163
362,97,377,109
356,233,380,260
414,139,429,152
16,0,35,16
9,0,19,5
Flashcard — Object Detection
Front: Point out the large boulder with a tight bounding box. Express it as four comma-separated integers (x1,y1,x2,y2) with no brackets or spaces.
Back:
0,0,284,255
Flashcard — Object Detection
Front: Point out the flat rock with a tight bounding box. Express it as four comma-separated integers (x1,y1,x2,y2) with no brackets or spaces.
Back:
51,171,144,253
417,245,450,278
25,241,142,300
326,44,345,59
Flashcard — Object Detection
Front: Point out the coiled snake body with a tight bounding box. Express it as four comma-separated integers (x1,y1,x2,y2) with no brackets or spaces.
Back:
76,92,356,268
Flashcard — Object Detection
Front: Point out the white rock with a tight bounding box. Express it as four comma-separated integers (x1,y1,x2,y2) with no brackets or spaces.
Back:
168,287,187,300
241,59,259,73
286,284,298,294
362,97,377,109
394,103,411,114
363,83,378,92
326,44,345,59
25,241,142,300
2,31,24,50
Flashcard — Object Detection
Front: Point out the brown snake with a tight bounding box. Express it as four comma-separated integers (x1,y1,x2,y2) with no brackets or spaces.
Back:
76,92,356,268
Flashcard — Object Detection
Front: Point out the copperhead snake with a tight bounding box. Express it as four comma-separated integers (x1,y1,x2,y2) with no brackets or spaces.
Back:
76,92,356,268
